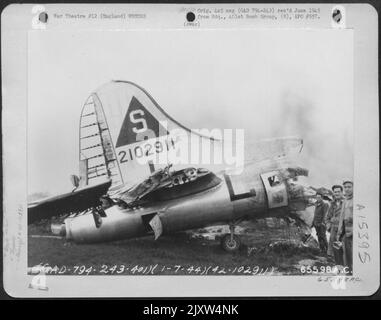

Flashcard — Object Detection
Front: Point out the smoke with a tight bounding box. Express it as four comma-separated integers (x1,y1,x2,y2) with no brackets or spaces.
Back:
274,91,317,153
273,90,353,189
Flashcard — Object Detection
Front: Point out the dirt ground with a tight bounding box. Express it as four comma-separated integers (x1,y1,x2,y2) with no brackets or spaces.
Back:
28,218,336,276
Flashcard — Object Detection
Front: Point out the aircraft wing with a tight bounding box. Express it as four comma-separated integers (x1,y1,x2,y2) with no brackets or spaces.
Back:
28,180,112,224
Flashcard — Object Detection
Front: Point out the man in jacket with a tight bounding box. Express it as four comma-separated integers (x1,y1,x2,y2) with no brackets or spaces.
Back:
325,185,344,265
312,192,329,254
336,180,353,272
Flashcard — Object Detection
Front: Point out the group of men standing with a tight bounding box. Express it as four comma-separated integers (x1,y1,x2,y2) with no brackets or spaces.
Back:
312,180,353,272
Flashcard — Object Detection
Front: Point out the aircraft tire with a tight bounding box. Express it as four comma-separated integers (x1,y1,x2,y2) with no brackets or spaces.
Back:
221,234,241,252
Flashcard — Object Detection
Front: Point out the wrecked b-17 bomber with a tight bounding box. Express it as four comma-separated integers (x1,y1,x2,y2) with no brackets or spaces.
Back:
28,80,322,252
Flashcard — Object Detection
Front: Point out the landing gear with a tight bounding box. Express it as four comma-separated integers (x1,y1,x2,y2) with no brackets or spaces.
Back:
220,225,241,252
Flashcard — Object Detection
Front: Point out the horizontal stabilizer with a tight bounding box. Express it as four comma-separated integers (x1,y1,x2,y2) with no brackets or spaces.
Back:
28,180,112,224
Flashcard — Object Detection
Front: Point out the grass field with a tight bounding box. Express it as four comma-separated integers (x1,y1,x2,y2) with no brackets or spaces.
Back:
28,219,334,276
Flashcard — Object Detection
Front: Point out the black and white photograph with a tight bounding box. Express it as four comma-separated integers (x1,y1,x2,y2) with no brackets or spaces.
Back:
2,3,379,297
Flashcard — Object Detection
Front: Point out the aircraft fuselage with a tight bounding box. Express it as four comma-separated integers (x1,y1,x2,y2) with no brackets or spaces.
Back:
63,162,314,243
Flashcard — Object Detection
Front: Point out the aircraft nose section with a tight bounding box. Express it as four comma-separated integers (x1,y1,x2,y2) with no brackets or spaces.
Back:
287,179,317,211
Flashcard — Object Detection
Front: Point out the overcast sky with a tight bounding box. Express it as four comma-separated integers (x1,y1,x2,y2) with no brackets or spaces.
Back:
28,28,353,195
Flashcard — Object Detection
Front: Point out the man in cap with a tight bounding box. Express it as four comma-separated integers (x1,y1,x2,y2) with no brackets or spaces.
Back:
312,191,329,253
325,185,344,265
337,180,353,272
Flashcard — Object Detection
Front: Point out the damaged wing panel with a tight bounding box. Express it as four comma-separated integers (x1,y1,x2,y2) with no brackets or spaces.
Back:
111,166,221,206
